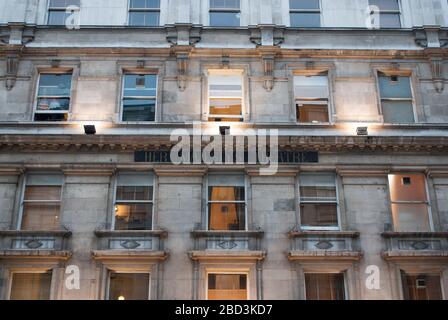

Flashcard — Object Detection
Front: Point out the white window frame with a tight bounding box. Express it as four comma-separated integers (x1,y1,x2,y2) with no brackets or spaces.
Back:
298,172,341,231
106,270,151,300
209,0,241,27
387,173,434,232
120,72,158,123
205,270,249,301
17,174,64,231
288,0,322,28
33,72,73,122
369,0,402,28
111,173,155,231
303,271,348,301
127,0,161,27
207,70,245,122
205,174,248,231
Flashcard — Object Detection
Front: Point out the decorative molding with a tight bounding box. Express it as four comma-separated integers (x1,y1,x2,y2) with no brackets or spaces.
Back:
165,23,201,46
175,50,190,91
249,25,285,47
428,56,445,93
261,52,275,92
414,26,448,48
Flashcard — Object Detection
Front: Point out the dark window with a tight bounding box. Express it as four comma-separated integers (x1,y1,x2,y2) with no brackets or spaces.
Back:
35,74,72,122
401,272,443,300
305,273,346,300
109,273,150,300
114,186,153,230
209,0,240,27
208,274,247,300
10,272,52,300
289,0,321,27
122,74,157,121
129,0,160,26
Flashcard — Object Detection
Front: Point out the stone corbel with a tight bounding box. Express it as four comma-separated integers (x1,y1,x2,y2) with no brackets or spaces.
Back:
166,23,201,46
249,25,285,47
5,50,22,91
428,56,445,93
259,47,279,92
414,26,448,48
175,50,190,91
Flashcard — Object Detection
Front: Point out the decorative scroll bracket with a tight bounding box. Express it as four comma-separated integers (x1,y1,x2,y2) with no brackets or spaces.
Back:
166,23,201,47
261,53,275,92
429,56,445,93
249,25,285,47
414,26,448,48
175,51,190,92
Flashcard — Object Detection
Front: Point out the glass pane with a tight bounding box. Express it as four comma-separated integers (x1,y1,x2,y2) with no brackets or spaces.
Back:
209,186,245,201
401,273,443,300
109,273,149,300
294,75,328,98
50,0,80,7
297,104,329,123
38,74,72,96
130,0,160,8
210,12,240,27
388,174,428,202
290,13,321,27
10,272,52,300
305,273,345,300
34,113,68,122
208,274,247,300
382,100,414,123
24,186,61,201
129,12,160,26
37,98,70,111
22,203,61,231
123,75,157,97
209,203,245,231
290,0,320,10
379,75,412,99
122,98,156,121
300,186,336,202
48,11,69,25
380,13,401,28
391,203,431,232
369,0,400,11
209,98,242,117
300,203,338,227
116,186,153,201
210,0,240,9
114,203,153,230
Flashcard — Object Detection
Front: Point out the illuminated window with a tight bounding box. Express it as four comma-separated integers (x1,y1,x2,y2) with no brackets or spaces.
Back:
209,0,240,27
208,274,247,300
299,173,339,230
208,72,243,122
401,272,443,300
10,272,52,300
208,174,245,231
20,174,63,231
48,0,80,25
378,72,414,123
294,73,329,123
128,0,160,26
369,0,401,28
35,73,72,122
122,74,157,122
388,174,431,232
114,172,154,230
289,0,321,27
305,273,346,300
108,272,150,300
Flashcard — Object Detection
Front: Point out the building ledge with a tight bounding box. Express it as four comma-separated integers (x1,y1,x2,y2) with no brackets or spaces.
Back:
382,250,448,261
188,250,266,261
288,250,363,261
92,250,168,261
0,250,72,260
381,232,448,238
94,229,167,238
191,230,264,238
0,230,72,237
289,230,360,238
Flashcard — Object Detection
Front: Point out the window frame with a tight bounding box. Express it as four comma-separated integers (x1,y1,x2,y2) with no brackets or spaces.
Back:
293,72,330,124
33,71,74,122
205,174,248,231
208,0,241,27
298,172,341,231
111,172,155,231
288,0,322,28
17,173,64,231
47,0,81,26
8,269,54,301
127,0,161,27
106,270,151,300
387,173,434,232
207,69,245,122
304,271,348,301
205,270,249,301
400,270,445,300
120,72,159,123
369,0,402,29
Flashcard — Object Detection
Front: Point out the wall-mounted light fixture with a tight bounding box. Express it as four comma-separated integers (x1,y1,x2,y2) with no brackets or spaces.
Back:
219,126,230,136
356,126,368,136
84,125,96,135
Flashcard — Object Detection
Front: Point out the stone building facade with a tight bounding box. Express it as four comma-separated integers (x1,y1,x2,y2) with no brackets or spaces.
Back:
0,0,447,300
